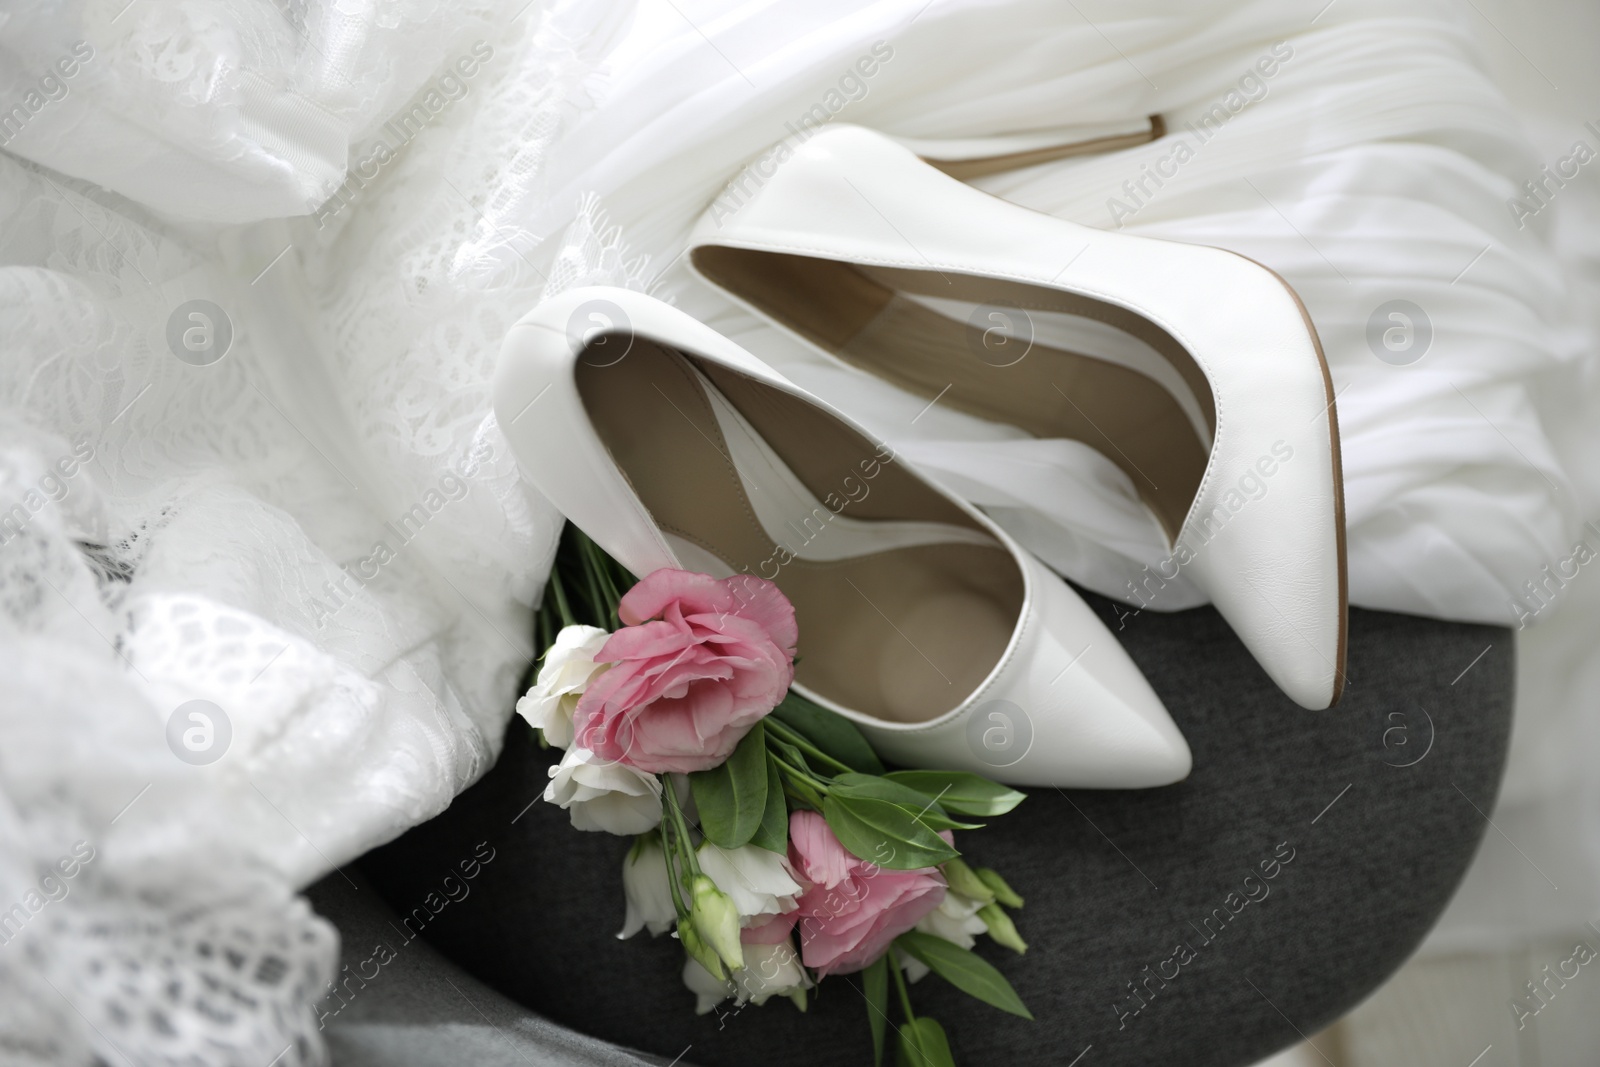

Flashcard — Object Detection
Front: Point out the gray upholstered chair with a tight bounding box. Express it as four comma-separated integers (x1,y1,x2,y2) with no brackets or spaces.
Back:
314,592,1511,1067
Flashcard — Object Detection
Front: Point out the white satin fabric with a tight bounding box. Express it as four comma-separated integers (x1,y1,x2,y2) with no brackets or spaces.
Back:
0,0,1596,1063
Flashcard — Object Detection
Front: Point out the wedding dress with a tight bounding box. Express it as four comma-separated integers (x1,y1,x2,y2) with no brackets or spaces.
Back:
1,0,1595,1063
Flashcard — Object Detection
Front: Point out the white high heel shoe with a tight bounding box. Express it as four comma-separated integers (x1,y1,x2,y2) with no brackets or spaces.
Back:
687,124,1346,710
495,287,1191,788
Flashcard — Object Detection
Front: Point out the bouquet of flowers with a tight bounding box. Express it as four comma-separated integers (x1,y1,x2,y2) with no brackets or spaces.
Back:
519,527,1032,1067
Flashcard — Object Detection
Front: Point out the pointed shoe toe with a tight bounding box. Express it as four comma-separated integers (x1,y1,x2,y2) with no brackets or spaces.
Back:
846,549,1191,789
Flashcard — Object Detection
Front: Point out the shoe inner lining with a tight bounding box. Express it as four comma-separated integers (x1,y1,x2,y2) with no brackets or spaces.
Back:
691,247,1216,543
574,338,1024,724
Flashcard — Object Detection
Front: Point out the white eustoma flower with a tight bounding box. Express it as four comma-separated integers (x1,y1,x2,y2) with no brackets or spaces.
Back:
682,940,811,1014
918,888,988,948
682,956,735,1015
696,842,803,921
517,624,610,748
544,746,661,835
732,939,811,1008
618,836,677,939
902,891,988,982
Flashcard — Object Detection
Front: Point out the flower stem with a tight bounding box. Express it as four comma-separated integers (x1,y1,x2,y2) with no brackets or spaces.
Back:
764,717,854,776
547,566,577,629
577,538,609,626
767,751,827,808
579,531,620,630
889,952,916,1023
658,820,689,919
583,532,624,627
766,750,812,783
534,605,550,659
661,774,701,881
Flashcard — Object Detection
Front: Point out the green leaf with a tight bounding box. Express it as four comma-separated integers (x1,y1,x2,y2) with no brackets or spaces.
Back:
902,810,984,833
975,867,1024,909
894,931,1033,1019
896,1017,957,1067
863,955,889,1067
689,723,768,849
771,692,885,774
750,753,789,854
828,773,983,831
822,795,960,870
883,771,1026,817
830,773,942,808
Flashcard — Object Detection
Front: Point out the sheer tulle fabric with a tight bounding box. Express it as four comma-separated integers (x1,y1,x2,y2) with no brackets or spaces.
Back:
1,0,1596,1063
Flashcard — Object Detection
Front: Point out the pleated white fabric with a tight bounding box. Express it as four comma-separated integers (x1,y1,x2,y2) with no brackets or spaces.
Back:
0,0,1596,1062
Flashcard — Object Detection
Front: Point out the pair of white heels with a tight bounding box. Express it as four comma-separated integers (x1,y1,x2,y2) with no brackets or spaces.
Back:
495,124,1346,789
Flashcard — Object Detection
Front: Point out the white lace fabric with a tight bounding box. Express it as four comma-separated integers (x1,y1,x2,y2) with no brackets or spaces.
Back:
0,1,638,1062
2,0,1598,1064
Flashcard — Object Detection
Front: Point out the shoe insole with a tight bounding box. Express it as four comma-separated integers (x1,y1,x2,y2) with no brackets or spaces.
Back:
691,247,1215,542
574,339,1023,724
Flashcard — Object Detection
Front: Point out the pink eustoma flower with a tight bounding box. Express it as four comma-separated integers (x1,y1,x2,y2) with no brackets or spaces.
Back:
573,569,797,774
780,811,948,977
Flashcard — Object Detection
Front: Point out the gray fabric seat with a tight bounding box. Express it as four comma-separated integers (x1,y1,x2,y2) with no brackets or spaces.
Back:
317,593,1512,1067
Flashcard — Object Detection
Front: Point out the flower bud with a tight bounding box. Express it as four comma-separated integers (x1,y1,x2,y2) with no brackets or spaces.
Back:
941,858,996,905
978,902,1027,954
975,866,1024,908
690,874,745,973
678,919,727,982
